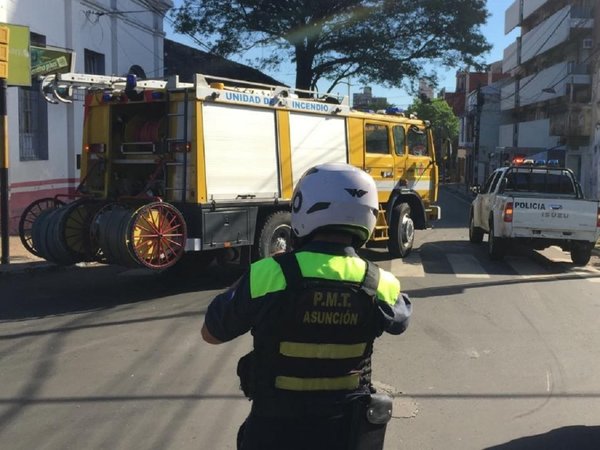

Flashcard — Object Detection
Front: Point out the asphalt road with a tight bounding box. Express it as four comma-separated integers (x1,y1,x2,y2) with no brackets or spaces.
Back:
1,185,600,450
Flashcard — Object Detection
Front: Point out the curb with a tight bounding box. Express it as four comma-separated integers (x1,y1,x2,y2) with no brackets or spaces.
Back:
0,261,67,277
0,261,102,278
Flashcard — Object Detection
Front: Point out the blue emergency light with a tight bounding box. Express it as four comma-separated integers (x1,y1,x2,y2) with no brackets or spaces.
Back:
126,74,137,91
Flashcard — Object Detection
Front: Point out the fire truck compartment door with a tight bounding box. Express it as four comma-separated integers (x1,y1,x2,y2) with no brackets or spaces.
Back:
203,104,279,200
289,113,348,186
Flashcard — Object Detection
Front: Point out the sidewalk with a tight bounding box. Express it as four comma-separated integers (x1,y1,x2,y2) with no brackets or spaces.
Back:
0,235,59,276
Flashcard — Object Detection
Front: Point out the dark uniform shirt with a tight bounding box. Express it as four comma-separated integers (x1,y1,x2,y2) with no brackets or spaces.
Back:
205,241,412,450
204,241,412,344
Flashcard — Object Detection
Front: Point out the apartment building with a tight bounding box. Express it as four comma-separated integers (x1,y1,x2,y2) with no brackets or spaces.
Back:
500,0,596,196
0,0,172,232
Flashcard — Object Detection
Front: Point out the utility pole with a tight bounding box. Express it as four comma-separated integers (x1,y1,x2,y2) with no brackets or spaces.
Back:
473,85,484,185
0,26,9,264
0,78,7,264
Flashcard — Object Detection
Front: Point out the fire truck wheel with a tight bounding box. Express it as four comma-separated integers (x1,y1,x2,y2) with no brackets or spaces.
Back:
19,197,65,256
255,211,292,260
570,243,591,266
388,203,414,258
469,210,484,243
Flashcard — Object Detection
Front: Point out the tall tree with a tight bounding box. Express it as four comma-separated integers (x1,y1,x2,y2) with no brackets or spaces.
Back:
172,0,491,92
406,96,460,178
406,97,459,141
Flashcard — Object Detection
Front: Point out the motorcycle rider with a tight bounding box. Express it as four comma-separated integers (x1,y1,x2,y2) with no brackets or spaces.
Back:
201,163,412,449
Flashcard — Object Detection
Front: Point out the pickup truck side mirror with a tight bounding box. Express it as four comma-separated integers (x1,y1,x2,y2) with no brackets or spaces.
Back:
470,184,481,195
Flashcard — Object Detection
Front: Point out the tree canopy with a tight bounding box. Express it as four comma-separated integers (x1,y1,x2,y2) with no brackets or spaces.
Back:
406,97,459,141
172,0,491,92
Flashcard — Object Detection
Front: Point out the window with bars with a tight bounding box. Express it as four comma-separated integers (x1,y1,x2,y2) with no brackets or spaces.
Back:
84,49,105,75
18,32,48,161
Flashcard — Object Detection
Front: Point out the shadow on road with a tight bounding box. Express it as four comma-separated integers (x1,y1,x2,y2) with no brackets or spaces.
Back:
0,260,245,322
361,239,600,299
484,425,600,450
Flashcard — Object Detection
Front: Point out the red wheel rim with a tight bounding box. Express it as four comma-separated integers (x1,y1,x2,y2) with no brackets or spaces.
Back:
128,203,187,269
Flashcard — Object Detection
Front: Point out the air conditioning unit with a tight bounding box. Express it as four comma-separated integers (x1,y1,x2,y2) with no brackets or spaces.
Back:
583,38,593,49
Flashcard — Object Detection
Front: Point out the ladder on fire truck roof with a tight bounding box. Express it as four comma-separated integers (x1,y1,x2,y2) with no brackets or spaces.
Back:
40,72,189,104
40,72,350,111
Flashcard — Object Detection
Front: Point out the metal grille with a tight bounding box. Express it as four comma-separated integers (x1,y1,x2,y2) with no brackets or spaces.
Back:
18,81,48,161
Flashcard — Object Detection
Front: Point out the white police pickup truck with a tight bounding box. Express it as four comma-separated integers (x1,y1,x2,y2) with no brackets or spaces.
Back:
469,162,600,265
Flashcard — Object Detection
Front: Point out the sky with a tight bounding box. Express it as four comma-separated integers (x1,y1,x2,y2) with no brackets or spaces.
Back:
164,0,519,108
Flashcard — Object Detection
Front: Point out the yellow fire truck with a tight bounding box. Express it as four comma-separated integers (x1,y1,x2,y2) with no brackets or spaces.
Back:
19,72,441,270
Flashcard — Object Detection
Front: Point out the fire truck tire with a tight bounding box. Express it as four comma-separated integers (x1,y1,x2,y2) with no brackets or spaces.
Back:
254,211,292,260
487,219,505,261
19,197,65,257
570,242,591,266
388,203,414,258
469,210,484,244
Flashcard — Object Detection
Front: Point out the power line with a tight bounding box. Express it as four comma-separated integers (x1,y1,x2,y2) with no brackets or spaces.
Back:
499,9,572,103
136,0,213,52
502,24,598,106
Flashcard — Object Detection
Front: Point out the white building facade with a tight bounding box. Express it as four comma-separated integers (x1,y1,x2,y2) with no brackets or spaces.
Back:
500,0,596,197
0,0,171,232
590,3,600,199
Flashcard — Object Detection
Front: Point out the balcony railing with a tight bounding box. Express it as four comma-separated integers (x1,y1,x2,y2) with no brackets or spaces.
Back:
520,5,593,65
500,61,591,111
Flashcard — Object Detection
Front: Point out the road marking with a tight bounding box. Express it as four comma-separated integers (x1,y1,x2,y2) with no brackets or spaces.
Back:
390,254,425,278
577,266,600,282
506,258,554,279
447,253,490,278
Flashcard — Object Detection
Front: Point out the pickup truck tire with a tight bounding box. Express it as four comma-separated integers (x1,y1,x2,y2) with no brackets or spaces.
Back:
388,203,414,258
255,211,292,260
469,211,484,244
488,220,506,261
570,243,592,266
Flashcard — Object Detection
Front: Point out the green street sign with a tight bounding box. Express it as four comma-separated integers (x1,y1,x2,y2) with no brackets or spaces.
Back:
31,45,74,77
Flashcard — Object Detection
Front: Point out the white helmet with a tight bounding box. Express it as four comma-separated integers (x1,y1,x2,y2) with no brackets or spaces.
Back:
291,163,379,245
